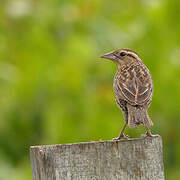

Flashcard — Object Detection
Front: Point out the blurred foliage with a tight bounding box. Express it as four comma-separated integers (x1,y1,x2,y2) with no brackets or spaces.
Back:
0,0,180,179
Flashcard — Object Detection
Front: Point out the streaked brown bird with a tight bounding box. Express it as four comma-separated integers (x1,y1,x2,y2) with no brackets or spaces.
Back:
101,48,155,140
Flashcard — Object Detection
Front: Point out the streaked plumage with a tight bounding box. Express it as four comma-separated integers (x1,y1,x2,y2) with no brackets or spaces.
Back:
101,48,155,139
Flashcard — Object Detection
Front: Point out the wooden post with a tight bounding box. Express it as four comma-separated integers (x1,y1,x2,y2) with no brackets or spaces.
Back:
30,136,164,180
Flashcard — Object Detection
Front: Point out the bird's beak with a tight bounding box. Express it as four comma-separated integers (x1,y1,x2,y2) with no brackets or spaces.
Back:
100,52,116,61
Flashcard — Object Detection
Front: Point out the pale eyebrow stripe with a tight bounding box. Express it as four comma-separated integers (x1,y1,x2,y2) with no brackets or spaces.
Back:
127,53,136,59
127,52,141,61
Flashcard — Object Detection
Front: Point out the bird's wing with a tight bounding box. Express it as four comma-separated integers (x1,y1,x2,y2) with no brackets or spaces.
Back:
117,65,153,105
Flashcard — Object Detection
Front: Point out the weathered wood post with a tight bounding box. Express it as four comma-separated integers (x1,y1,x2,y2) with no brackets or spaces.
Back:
30,136,164,180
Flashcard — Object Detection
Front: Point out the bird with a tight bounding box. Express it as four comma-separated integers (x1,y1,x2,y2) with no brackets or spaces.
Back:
100,48,155,140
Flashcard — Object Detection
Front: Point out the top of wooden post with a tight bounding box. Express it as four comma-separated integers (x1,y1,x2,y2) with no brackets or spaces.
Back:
30,135,160,149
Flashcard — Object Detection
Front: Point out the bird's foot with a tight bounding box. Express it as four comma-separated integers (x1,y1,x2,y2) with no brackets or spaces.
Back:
113,133,129,140
141,130,159,138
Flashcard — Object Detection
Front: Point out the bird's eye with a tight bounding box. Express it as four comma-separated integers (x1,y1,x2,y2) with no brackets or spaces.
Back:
120,52,126,57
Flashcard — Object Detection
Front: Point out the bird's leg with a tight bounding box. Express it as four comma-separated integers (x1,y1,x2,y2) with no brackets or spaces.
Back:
119,122,129,139
113,122,129,140
142,127,159,138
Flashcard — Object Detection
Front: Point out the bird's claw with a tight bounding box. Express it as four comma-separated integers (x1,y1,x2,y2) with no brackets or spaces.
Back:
113,133,129,140
141,131,159,138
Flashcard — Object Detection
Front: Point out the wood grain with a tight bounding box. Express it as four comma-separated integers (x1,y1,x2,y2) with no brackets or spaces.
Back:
30,136,164,180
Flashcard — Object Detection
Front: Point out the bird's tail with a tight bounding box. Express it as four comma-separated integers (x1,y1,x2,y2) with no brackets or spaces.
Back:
126,104,153,128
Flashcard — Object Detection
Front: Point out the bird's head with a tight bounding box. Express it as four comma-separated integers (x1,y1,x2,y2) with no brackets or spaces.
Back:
100,48,141,67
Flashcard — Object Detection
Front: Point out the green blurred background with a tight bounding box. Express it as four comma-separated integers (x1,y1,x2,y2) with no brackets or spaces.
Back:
0,0,180,179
